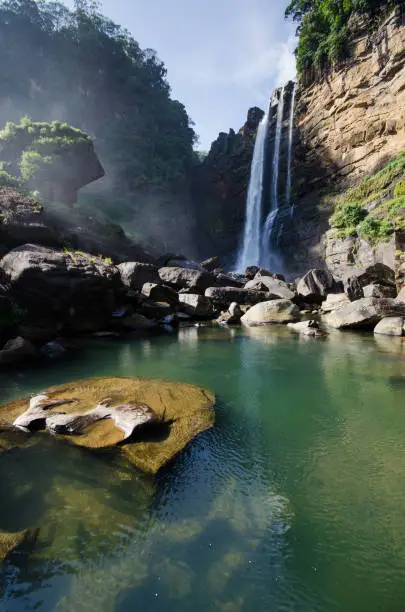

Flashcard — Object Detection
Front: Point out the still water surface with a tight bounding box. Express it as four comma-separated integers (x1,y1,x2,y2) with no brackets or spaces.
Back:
0,326,405,611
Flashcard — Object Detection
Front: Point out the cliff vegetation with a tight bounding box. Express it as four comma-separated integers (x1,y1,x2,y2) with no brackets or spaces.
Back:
329,151,405,242
285,0,397,74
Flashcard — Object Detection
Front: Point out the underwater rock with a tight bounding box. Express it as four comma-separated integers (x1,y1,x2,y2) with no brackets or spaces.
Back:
3,377,215,473
0,528,38,562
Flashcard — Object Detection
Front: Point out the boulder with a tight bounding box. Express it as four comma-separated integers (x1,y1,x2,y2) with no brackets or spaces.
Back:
178,294,214,318
4,376,215,473
374,316,404,336
0,244,120,331
244,266,260,280
244,279,269,292
320,293,351,313
363,283,397,298
396,287,405,303
345,264,396,301
200,256,222,272
216,302,243,325
166,258,203,270
248,276,295,300
0,336,37,364
241,300,300,326
118,262,160,290
159,267,216,293
297,269,335,303
141,283,179,305
0,529,38,563
205,286,268,307
216,273,244,288
287,320,326,336
121,314,155,330
323,297,405,329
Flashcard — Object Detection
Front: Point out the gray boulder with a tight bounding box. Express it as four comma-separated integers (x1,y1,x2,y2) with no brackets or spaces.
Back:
320,293,351,313
118,262,160,290
216,273,244,288
323,297,405,329
0,244,120,331
159,267,215,293
297,269,335,303
245,266,260,280
363,283,397,299
178,294,214,318
0,336,37,364
241,300,300,326
141,283,179,305
396,287,405,303
373,317,404,336
200,256,222,272
345,264,396,301
205,286,268,307
287,320,326,336
247,276,295,300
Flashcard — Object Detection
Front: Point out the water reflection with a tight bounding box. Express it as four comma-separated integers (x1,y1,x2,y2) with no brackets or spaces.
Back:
0,326,405,610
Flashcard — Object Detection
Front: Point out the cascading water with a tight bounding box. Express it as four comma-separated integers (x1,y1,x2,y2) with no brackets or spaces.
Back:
236,82,296,273
236,105,270,271
286,82,297,214
261,87,285,270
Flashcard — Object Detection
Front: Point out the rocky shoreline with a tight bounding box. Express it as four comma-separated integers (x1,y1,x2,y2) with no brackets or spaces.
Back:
0,240,404,368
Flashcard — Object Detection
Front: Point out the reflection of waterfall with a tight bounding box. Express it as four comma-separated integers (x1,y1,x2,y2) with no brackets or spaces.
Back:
286,82,297,211
236,82,296,273
261,87,285,271
236,106,270,271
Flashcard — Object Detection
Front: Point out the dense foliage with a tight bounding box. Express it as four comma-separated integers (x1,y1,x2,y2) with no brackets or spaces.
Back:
0,117,91,183
330,151,405,242
0,0,196,219
285,0,395,74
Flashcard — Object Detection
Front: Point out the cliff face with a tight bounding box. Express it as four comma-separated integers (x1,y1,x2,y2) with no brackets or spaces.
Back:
296,7,405,188
191,108,263,261
281,7,405,276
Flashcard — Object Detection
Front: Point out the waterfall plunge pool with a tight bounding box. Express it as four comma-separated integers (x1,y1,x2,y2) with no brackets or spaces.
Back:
1,325,405,611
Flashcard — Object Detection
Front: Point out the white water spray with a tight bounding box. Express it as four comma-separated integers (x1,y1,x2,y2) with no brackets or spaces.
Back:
236,106,270,271
261,87,285,269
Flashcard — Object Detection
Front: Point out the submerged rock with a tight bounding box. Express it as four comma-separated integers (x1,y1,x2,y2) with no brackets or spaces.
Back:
3,377,215,473
241,300,300,326
0,528,38,563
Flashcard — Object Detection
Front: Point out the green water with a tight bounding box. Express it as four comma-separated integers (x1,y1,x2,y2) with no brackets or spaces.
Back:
0,325,405,612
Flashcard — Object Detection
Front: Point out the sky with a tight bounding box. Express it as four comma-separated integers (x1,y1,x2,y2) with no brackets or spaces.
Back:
65,0,297,150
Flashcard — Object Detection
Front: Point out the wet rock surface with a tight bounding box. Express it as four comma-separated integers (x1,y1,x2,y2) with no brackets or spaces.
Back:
1,376,216,473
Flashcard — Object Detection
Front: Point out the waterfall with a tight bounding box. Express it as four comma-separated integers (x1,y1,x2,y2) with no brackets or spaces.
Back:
261,87,285,270
236,105,270,271
286,82,297,208
236,82,296,273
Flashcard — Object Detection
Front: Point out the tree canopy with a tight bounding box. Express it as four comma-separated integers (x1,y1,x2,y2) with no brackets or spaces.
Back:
0,0,196,218
285,0,396,74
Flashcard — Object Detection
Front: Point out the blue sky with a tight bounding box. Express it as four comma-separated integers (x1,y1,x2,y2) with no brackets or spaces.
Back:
65,0,297,150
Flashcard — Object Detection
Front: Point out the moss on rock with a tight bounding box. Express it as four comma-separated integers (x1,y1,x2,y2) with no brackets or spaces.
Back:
0,377,215,474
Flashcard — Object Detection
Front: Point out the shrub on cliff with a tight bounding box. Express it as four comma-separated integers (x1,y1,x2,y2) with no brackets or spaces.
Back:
285,0,395,75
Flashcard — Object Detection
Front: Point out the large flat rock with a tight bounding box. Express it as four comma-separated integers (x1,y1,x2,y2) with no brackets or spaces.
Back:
0,377,215,474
